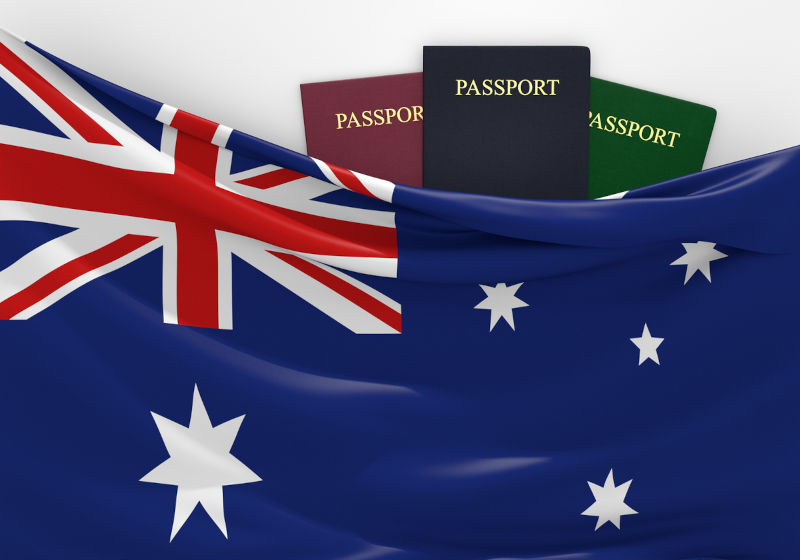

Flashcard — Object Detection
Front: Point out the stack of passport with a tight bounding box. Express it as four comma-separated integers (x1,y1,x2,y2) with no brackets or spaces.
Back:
300,46,716,200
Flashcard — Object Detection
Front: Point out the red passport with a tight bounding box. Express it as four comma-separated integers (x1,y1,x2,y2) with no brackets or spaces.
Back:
300,72,423,187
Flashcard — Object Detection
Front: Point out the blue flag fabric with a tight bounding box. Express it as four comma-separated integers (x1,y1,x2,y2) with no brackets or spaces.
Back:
0,30,798,559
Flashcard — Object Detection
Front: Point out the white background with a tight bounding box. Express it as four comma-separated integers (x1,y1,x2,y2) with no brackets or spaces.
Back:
1,0,798,169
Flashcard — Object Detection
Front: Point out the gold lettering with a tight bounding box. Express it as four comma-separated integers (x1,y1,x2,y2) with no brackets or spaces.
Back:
397,106,411,123
638,124,654,142
588,111,681,149
505,79,518,95
451,78,561,96
666,131,681,148
333,106,425,129
361,110,373,127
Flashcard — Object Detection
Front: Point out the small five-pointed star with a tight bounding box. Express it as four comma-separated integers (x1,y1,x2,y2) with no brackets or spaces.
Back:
630,323,664,365
581,469,638,530
474,282,529,331
670,241,727,284
141,385,261,541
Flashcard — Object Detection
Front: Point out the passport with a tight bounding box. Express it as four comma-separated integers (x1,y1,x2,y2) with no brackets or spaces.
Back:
588,78,716,198
300,73,423,187
300,73,715,199
423,46,591,199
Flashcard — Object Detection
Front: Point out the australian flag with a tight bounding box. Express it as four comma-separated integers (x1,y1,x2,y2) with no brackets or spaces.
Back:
0,28,798,560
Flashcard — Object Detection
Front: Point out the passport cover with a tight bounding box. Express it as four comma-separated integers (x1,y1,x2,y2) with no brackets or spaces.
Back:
588,78,716,198
423,46,590,199
300,73,423,187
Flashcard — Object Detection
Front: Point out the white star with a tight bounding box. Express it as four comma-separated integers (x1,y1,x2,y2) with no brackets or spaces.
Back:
630,323,664,365
670,241,727,284
581,469,638,530
474,282,529,331
141,385,261,541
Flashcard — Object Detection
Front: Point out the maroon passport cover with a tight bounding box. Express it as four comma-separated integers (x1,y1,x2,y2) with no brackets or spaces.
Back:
300,72,423,187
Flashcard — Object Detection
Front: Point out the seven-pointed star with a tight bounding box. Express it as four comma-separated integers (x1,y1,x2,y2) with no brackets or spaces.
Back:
140,385,261,541
630,323,664,365
581,469,638,530
670,241,727,284
474,282,529,331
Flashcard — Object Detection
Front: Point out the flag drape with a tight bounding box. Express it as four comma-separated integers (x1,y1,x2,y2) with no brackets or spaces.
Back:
1,29,798,560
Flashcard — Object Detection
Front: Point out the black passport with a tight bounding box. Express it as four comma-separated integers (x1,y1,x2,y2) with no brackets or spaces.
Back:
423,46,590,199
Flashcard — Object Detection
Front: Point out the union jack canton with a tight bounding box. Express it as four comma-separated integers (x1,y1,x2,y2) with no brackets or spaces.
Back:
0,29,401,333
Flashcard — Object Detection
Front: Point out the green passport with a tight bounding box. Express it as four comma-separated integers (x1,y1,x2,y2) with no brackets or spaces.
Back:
589,78,716,199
